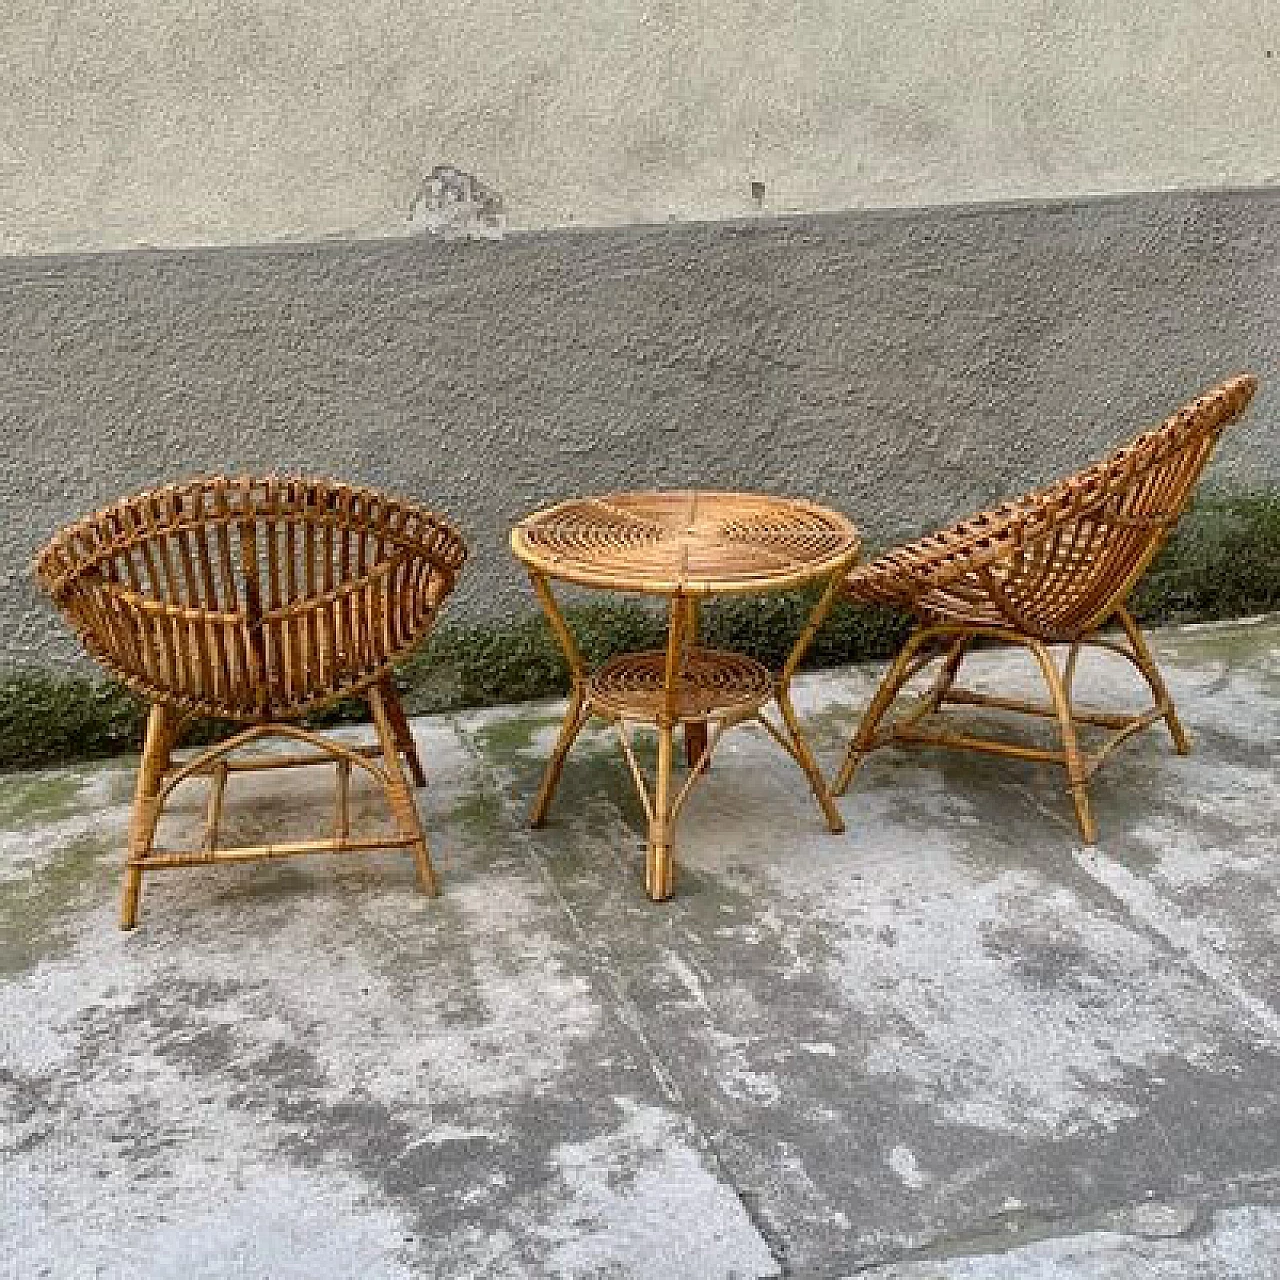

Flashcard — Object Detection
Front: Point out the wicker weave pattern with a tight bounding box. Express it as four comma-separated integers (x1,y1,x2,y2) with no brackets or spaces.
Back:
511,491,860,595
589,648,775,722
36,476,467,722
845,375,1257,639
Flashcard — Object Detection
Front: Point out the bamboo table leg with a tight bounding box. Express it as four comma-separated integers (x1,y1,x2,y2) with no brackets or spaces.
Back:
681,598,708,768
648,721,676,899
684,720,709,769
772,571,847,833
526,570,592,827
530,681,589,827
646,594,690,900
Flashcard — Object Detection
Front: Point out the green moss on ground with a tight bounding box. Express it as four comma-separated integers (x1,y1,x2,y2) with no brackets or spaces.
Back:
0,835,109,975
3,493,1277,772
449,788,507,841
0,773,87,829
471,713,567,762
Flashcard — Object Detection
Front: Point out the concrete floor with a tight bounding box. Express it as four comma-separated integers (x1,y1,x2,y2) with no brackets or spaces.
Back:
2,615,1278,1279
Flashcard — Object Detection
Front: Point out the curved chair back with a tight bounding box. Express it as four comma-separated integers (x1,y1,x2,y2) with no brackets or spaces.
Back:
36,476,467,720
856,375,1258,640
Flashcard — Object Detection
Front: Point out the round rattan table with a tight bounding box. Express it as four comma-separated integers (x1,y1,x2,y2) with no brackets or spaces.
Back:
511,491,862,900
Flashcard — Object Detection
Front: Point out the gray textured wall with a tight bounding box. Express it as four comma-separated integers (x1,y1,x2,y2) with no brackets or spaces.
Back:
4,185,1278,667
3,0,1278,256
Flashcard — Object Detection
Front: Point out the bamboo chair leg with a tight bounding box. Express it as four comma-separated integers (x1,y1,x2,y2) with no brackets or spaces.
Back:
122,703,176,930
530,683,590,828
1026,639,1097,845
833,627,938,796
1062,640,1084,706
929,637,969,710
647,721,676,901
379,677,426,787
1115,607,1191,755
368,685,438,896
776,683,845,833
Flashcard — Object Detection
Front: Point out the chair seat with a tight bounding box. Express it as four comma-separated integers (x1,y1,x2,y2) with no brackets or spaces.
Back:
37,476,467,722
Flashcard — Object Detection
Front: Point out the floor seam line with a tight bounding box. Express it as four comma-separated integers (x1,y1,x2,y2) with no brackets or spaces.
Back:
448,710,787,1277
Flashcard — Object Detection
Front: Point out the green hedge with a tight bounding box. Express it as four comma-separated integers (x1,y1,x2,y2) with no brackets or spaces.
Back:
1130,492,1280,621
2,493,1277,771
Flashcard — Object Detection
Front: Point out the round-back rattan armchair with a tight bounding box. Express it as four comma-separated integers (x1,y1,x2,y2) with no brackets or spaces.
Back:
36,475,468,928
833,374,1258,841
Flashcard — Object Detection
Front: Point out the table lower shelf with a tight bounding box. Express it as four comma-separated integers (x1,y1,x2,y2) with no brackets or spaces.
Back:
588,647,774,723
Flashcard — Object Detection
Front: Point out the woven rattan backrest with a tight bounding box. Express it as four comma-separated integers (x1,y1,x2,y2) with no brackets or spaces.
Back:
860,375,1257,638
36,477,467,720
989,374,1256,634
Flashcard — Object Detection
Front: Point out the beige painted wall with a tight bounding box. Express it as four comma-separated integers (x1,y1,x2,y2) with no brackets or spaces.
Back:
2,0,1277,255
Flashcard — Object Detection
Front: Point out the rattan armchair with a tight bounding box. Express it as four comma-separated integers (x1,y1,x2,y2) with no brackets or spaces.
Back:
832,375,1258,841
35,476,467,927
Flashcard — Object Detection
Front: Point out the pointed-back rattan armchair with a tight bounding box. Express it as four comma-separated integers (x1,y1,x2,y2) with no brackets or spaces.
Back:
35,476,467,928
832,374,1258,841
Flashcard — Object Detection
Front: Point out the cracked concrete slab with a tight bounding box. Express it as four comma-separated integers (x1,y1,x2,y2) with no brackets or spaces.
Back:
2,616,1279,1278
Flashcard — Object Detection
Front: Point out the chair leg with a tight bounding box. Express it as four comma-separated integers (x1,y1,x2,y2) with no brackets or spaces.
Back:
1115,606,1191,755
378,677,427,787
1062,639,1084,705
927,636,969,711
833,626,937,796
1026,639,1097,845
121,703,176,930
368,685,438,896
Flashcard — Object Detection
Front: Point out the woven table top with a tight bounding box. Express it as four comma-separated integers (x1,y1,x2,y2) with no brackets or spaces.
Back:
511,491,861,595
